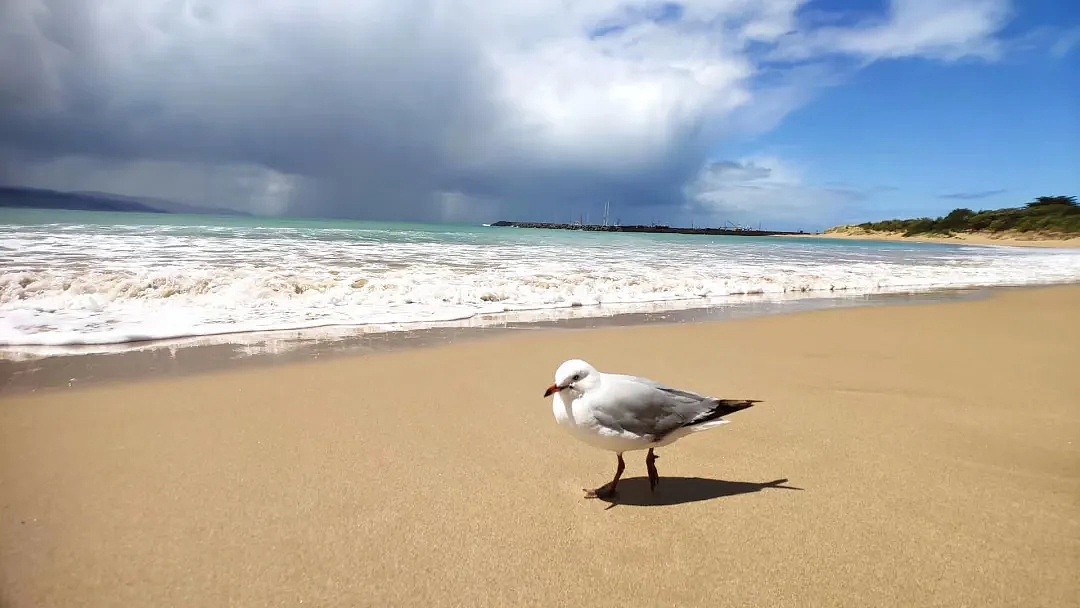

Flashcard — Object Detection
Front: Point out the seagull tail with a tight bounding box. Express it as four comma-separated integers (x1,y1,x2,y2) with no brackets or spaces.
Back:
684,399,761,429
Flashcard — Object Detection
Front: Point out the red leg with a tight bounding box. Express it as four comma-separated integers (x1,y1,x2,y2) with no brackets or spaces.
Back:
646,448,660,492
584,453,625,499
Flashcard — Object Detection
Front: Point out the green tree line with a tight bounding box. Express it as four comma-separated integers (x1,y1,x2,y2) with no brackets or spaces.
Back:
852,196,1079,236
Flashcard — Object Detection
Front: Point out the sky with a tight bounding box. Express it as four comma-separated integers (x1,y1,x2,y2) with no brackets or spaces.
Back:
0,0,1076,230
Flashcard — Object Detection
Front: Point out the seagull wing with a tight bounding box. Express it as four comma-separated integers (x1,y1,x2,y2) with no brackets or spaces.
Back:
588,373,720,440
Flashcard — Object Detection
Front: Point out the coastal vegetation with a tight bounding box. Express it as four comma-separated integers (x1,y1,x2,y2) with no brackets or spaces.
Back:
832,195,1079,237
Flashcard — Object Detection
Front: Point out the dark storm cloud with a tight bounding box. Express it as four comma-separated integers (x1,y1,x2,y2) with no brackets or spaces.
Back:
1,0,504,218
0,0,1014,224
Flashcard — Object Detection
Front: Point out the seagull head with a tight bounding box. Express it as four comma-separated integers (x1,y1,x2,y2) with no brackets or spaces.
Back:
544,359,599,397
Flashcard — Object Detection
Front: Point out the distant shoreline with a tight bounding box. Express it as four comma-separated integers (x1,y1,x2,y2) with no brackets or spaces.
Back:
0,185,251,217
489,220,806,237
796,228,1080,249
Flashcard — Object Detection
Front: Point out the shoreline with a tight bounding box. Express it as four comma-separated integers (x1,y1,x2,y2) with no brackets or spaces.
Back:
1,287,998,394
791,230,1080,248
2,284,1077,606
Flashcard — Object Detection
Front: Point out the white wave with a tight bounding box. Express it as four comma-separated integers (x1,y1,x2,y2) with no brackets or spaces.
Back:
3,219,1080,348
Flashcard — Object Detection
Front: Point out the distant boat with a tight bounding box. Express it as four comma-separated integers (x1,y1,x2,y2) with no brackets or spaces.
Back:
481,223,491,227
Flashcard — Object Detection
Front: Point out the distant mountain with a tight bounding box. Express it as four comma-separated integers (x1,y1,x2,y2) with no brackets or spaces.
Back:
71,191,251,217
0,186,252,217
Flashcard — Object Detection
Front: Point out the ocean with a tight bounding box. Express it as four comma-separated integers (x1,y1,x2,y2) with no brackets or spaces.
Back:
3,208,1080,355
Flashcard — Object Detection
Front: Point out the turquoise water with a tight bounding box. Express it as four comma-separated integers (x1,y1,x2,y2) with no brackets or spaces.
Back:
3,208,1080,349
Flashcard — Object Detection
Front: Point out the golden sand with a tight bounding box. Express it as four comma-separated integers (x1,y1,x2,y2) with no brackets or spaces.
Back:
3,286,1079,607
800,228,1080,248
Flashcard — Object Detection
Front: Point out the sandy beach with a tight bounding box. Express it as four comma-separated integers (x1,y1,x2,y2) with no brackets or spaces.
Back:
2,286,1078,607
798,229,1080,248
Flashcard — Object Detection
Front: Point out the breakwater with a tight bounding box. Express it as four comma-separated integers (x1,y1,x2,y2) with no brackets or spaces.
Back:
489,221,806,237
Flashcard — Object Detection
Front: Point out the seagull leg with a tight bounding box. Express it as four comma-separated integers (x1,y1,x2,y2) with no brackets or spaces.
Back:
584,453,625,499
646,448,660,492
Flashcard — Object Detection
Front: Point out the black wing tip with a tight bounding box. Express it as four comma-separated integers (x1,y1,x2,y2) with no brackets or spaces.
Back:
684,398,761,428
717,398,762,410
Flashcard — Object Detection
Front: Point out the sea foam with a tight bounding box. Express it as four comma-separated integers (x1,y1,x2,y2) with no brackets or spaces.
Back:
3,216,1080,348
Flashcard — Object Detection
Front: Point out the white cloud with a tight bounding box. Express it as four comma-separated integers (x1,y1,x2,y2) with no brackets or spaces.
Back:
684,157,865,227
1050,26,1080,59
0,0,1015,222
773,0,1012,63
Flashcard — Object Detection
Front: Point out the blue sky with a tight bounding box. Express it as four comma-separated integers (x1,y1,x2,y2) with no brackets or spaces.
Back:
1,0,1077,229
719,0,1079,229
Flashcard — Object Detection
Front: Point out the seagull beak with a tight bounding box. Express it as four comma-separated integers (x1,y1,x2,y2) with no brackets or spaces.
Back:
544,383,562,397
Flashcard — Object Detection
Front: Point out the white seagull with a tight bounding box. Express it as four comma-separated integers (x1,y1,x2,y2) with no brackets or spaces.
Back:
544,358,761,499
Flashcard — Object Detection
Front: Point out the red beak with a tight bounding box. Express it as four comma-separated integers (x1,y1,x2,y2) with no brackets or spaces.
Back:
544,384,562,397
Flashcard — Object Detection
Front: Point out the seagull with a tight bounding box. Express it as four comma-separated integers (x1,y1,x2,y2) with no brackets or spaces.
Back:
544,359,760,499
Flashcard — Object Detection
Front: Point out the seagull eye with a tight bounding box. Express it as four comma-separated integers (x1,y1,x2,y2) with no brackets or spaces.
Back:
572,374,581,381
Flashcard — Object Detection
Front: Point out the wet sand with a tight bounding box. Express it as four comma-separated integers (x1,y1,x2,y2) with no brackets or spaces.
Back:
2,285,1078,607
0,289,983,394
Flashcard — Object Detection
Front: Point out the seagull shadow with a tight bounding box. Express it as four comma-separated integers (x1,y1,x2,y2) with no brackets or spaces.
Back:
597,477,801,508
